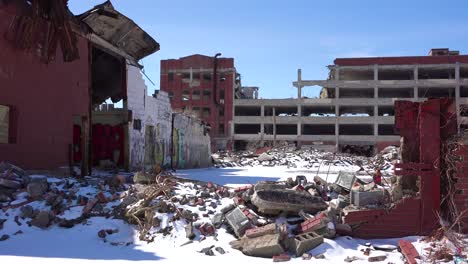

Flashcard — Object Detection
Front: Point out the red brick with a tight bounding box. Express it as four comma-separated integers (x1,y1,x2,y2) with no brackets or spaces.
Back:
245,223,277,238
96,192,108,203
234,185,252,193
300,213,326,233
399,240,420,264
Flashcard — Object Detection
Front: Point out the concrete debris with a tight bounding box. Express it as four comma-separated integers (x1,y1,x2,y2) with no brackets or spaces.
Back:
288,231,324,257
20,205,35,218
231,232,285,258
368,255,387,262
225,207,251,238
215,246,225,254
31,211,51,229
0,234,9,241
345,256,360,262
27,180,49,198
185,222,195,240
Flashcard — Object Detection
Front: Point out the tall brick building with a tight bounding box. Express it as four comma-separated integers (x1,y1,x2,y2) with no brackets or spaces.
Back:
160,54,240,151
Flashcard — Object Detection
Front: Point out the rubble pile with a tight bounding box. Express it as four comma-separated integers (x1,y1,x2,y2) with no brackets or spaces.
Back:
212,144,399,173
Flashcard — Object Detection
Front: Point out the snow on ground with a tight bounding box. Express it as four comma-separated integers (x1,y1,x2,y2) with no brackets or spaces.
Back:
0,166,425,264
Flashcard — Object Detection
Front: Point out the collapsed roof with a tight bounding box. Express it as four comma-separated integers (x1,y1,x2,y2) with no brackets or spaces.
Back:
78,1,160,65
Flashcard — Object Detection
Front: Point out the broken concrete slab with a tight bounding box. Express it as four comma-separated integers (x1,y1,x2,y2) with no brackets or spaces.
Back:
225,207,251,237
231,233,285,258
251,189,328,215
185,222,195,240
245,223,277,238
0,178,21,189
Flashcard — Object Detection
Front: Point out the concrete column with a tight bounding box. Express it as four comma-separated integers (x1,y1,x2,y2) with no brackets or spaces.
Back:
189,67,193,87
261,105,265,117
335,67,340,81
456,62,461,132
414,66,418,99
297,69,302,99
273,107,277,145
374,64,378,80
335,86,340,151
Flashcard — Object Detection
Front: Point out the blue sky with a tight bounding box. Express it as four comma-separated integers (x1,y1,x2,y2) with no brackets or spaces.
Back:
69,0,468,99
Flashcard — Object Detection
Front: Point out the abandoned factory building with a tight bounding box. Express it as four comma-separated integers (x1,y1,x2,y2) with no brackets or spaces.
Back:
232,48,468,153
0,0,211,174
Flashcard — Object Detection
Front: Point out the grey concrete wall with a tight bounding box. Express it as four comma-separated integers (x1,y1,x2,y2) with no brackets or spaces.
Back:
172,113,212,169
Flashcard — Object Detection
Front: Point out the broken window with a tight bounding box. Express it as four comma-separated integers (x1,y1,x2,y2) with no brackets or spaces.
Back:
168,92,174,100
219,107,224,117
203,73,212,81
203,90,211,101
182,73,190,79
218,123,225,136
378,124,398,135
0,105,10,144
202,107,211,118
220,73,226,82
193,73,200,79
168,73,174,81
192,107,200,117
182,90,189,101
192,90,200,100
220,89,225,100
378,106,395,116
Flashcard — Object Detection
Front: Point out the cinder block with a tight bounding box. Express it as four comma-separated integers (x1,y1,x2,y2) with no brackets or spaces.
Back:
350,189,384,207
225,207,251,237
290,231,324,256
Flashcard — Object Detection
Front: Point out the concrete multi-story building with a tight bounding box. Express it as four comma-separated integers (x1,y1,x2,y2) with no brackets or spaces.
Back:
160,54,241,151
232,48,468,154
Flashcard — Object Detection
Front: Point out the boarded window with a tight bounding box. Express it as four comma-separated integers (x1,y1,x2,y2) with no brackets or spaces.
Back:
0,105,9,144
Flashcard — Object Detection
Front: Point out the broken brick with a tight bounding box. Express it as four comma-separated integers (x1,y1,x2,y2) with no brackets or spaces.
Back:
96,192,108,203
300,213,327,233
199,223,215,236
398,240,420,264
234,185,252,193
83,199,98,215
245,223,277,238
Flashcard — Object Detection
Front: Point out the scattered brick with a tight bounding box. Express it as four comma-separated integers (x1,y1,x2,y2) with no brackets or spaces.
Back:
273,254,291,262
399,240,420,264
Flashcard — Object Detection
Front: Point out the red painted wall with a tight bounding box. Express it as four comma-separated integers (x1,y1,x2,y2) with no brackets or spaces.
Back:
160,55,235,150
0,7,90,169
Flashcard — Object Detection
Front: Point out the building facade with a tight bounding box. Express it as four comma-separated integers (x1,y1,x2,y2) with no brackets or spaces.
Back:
232,49,468,154
160,54,239,151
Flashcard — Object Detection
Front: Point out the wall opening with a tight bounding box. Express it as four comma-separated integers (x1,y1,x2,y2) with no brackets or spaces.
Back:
265,106,298,116
339,68,374,81
302,124,334,135
192,90,200,100
264,124,273,135
378,124,398,135
203,90,211,101
0,105,10,144
235,106,261,116
378,87,413,98
182,90,189,101
302,105,335,116
339,106,374,116
276,124,297,135
378,68,414,80
418,67,455,79
218,123,225,136
340,144,374,157
378,106,395,116
202,107,211,118
418,87,455,98
339,88,374,98
339,124,373,135
234,124,261,134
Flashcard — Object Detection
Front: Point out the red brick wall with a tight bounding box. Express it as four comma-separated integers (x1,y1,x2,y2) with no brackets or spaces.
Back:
160,55,235,150
0,7,90,169
452,146,468,233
